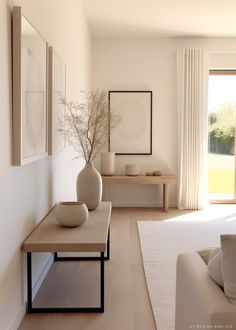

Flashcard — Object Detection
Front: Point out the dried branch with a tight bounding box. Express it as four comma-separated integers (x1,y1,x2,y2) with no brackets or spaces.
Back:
58,90,120,163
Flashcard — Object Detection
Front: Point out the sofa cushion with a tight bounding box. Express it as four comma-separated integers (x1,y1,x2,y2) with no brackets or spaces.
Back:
208,249,224,287
209,247,221,261
197,247,219,264
221,234,236,304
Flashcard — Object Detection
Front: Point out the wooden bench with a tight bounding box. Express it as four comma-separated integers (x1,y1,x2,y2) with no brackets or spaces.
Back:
102,175,177,211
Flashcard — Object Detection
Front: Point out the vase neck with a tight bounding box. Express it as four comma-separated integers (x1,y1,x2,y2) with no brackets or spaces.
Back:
85,162,93,167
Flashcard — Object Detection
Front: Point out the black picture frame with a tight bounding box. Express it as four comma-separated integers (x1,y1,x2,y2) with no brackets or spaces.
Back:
109,90,152,155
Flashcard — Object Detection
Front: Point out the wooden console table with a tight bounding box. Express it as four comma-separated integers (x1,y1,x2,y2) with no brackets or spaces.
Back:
23,202,111,313
102,175,176,212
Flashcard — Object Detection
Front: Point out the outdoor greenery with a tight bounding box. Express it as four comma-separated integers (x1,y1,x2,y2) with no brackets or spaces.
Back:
208,103,236,196
209,102,236,154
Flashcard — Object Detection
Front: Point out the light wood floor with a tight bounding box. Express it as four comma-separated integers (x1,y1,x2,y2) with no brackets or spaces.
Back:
18,207,189,330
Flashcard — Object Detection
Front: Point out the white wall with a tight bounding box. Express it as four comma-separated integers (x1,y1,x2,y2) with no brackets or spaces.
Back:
0,0,91,329
92,37,236,207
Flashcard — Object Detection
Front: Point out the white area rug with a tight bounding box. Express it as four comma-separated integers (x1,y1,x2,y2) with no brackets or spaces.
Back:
138,206,236,330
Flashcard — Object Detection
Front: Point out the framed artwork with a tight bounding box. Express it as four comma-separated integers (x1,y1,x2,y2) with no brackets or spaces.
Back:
48,47,66,155
12,7,48,165
109,91,152,155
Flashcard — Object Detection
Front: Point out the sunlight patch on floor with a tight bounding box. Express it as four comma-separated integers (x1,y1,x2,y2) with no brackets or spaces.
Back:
166,204,236,223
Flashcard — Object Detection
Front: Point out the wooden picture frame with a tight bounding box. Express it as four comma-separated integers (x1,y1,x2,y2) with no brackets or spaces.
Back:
109,91,152,155
12,7,48,165
48,47,66,155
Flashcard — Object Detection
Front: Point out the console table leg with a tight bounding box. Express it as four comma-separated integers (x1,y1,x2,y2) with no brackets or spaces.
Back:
27,252,33,312
163,184,169,212
100,252,105,312
105,227,110,261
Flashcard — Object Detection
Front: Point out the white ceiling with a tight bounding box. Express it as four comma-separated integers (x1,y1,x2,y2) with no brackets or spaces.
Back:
82,0,236,37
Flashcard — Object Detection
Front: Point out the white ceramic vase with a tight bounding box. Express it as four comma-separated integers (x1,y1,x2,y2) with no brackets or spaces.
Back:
100,152,115,176
76,162,102,211
56,201,88,227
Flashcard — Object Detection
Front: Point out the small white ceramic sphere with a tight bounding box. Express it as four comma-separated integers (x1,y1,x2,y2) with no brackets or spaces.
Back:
125,164,140,176
56,201,88,227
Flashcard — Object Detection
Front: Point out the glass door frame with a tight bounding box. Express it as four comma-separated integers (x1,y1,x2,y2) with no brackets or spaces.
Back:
208,69,236,204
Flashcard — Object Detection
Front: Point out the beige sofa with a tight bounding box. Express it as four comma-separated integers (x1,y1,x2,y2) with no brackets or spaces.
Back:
175,252,236,330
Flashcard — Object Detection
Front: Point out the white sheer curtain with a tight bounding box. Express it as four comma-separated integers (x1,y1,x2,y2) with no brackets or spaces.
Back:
177,48,208,209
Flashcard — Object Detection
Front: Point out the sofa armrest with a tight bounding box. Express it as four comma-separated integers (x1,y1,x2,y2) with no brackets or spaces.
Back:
175,252,236,330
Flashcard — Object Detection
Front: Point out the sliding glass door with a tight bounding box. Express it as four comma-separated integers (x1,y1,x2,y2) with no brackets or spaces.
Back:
208,70,236,202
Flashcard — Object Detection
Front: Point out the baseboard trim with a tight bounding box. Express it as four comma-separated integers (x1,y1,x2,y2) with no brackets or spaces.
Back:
8,303,26,330
32,253,54,299
8,253,54,330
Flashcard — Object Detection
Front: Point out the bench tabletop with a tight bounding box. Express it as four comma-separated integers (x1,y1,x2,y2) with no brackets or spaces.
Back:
23,202,112,253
